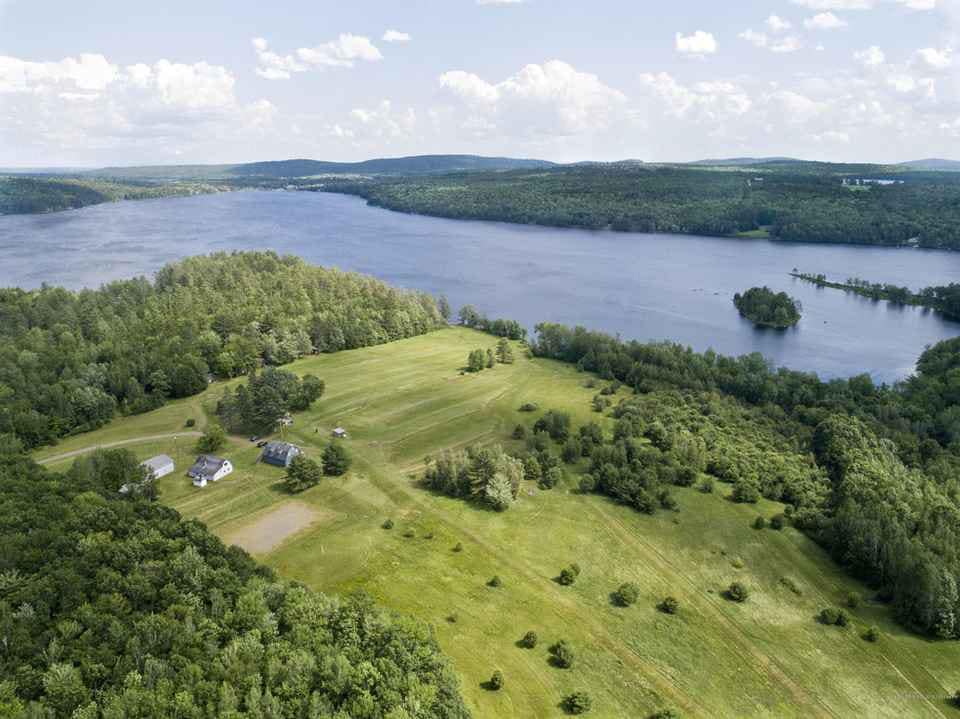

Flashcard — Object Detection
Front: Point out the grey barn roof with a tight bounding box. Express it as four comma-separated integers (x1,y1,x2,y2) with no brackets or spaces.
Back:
142,454,174,473
189,455,228,479
261,441,301,467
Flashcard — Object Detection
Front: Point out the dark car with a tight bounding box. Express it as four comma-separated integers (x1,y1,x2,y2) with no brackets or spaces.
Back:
249,435,259,442
257,440,268,448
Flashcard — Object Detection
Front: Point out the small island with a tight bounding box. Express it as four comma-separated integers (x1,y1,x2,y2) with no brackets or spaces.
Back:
733,286,802,328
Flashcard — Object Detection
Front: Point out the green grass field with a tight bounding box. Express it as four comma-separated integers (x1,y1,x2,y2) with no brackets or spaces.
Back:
34,328,960,718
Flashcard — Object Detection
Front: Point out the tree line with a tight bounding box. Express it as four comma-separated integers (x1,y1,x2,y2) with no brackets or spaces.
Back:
793,271,960,321
316,164,960,250
0,251,445,449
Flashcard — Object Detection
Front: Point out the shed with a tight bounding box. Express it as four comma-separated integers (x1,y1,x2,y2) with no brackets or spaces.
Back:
332,427,348,439
141,454,175,480
260,441,302,468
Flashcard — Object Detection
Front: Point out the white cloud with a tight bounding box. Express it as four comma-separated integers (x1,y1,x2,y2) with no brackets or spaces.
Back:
915,47,953,70
477,0,526,4
804,12,849,29
739,29,803,52
854,45,886,66
766,15,793,32
253,35,382,80
638,73,752,120
0,51,274,163
382,29,411,43
675,30,718,56
813,129,851,143
894,0,937,8
438,60,626,137
349,100,416,139
791,0,872,8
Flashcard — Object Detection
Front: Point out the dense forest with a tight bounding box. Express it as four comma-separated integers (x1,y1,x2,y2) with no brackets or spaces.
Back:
529,322,960,638
0,252,445,449
316,164,960,249
794,272,960,321
733,287,802,328
0,176,222,215
0,445,469,717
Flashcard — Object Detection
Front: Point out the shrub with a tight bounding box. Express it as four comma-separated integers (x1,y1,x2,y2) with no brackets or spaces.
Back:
522,455,542,483
321,441,351,476
818,607,849,626
731,478,760,504
845,591,861,609
649,710,679,719
488,575,502,588
539,466,562,489
698,478,714,494
613,582,640,607
559,567,577,586
769,513,786,530
563,691,593,714
403,529,415,539
725,582,749,602
753,516,766,530
864,626,880,642
953,690,960,709
658,596,680,614
512,424,527,440
674,466,697,487
185,418,196,427
549,640,574,668
562,439,583,464
835,609,850,627
488,670,504,690
578,474,596,494
519,630,538,648
453,542,463,552
284,455,323,494
382,518,394,530
779,576,802,595
196,424,225,453
519,402,539,412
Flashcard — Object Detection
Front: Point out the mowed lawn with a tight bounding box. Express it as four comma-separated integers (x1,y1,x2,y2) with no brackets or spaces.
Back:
36,327,960,718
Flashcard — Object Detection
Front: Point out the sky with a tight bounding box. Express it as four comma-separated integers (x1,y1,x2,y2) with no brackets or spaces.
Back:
0,0,958,166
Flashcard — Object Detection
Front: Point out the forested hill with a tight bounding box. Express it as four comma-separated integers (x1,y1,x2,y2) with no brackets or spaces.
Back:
0,446,469,717
230,154,556,177
0,251,446,449
317,164,960,250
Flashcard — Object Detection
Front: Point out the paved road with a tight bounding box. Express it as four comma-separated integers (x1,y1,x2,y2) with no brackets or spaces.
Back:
36,431,204,465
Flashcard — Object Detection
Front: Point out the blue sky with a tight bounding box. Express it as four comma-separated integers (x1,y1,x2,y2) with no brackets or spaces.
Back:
0,0,957,166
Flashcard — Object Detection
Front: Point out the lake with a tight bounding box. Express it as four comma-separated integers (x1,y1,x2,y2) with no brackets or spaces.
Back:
2,189,958,382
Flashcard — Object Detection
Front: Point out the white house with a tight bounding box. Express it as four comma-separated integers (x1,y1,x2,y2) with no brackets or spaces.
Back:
141,454,175,480
188,455,233,488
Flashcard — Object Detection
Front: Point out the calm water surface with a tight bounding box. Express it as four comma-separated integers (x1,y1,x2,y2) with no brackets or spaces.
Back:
2,189,958,382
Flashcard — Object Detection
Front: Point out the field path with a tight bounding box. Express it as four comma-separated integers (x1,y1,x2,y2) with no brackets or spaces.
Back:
37,431,203,465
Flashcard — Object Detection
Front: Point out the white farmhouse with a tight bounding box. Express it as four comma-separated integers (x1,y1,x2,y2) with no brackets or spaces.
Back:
188,455,233,488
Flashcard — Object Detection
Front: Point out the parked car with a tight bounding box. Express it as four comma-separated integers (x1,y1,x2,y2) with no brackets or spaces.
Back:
257,440,268,448
249,436,259,442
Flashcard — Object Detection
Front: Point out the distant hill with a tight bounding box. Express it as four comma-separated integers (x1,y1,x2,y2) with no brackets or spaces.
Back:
687,157,801,167
897,158,960,171
230,154,556,177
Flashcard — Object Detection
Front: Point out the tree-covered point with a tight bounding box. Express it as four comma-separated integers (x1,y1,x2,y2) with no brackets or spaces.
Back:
0,175,223,215
316,164,960,250
0,251,445,449
733,287,802,328
793,271,960,321
0,446,469,718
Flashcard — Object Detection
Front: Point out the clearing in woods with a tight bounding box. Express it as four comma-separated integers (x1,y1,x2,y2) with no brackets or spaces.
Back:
36,327,960,719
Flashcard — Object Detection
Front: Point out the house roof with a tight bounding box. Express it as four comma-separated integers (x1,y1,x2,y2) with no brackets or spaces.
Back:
189,455,228,478
141,454,174,472
261,441,300,463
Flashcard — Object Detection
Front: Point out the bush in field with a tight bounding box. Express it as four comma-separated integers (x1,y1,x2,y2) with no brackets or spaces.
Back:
753,516,766,530
613,582,640,607
519,630,538,648
864,626,880,642
539,466,562,489
549,640,575,669
725,582,749,602
382,518,394,529
658,596,680,614
846,592,861,609
698,478,714,494
322,441,351,475
519,402,539,412
284,455,323,493
196,424,225,453
512,424,527,440
731,478,760,504
770,513,786,530
559,566,578,586
488,670,504,690
563,691,593,714
578,474,596,494
488,575,502,588
522,455,542,483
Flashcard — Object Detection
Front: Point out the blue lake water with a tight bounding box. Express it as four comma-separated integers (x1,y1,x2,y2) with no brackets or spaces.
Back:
1,189,958,382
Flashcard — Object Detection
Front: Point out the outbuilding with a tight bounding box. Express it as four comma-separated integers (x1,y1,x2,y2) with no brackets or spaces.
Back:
141,454,175,480
260,441,301,468
332,427,348,439
188,455,233,488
